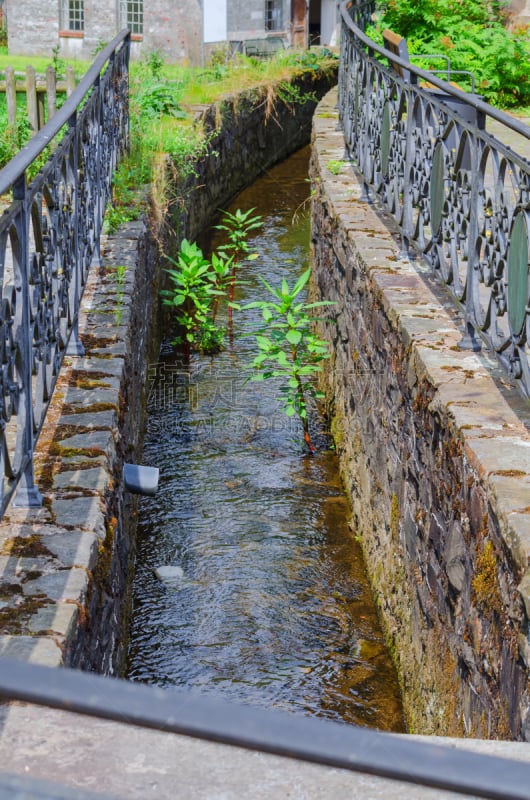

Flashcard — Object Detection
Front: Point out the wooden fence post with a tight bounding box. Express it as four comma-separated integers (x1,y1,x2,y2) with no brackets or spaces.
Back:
5,66,16,128
25,65,39,131
46,66,57,122
66,65,76,97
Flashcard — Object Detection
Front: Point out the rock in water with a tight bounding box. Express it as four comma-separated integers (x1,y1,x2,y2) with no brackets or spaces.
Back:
154,565,185,584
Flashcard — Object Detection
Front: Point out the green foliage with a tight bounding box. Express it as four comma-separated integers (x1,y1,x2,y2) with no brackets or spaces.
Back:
136,82,187,120
276,81,317,107
161,208,262,352
161,238,225,353
244,268,334,452
215,207,263,327
371,0,530,106
50,44,66,78
91,38,108,57
209,250,234,323
145,50,165,80
215,207,263,261
0,116,31,169
163,127,217,177
130,52,187,123
103,156,148,233
327,159,346,175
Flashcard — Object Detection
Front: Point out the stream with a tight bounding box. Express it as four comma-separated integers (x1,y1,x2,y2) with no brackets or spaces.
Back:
126,145,405,732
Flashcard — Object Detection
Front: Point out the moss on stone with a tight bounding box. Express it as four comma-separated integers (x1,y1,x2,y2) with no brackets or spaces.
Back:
1,534,54,559
390,493,400,541
473,540,502,616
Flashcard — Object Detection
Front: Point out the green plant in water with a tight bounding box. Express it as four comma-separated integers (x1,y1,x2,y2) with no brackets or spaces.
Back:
245,268,334,453
215,207,263,327
209,250,234,324
161,238,224,354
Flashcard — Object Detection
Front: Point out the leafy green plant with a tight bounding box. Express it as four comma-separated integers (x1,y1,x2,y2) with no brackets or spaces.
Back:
215,207,262,327
276,80,317,108
161,238,224,354
135,81,187,120
209,250,234,323
370,0,530,106
50,44,66,78
103,156,148,233
327,159,346,175
245,268,334,453
146,50,165,80
0,116,31,169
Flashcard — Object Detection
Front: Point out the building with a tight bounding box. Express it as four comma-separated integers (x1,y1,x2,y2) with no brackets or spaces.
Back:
4,1,340,64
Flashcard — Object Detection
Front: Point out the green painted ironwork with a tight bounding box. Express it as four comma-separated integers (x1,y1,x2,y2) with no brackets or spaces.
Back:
508,211,530,337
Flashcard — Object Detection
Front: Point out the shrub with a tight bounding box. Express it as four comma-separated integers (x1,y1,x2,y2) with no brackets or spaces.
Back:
371,0,530,106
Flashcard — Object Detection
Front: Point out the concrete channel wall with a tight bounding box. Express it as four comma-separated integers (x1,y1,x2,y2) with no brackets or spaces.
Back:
0,68,337,676
310,87,530,740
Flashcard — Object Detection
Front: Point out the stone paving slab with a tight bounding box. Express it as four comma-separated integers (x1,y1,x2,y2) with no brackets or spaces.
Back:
0,702,530,800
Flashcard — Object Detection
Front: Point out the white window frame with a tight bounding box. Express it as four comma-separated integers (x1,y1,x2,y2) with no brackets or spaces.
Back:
265,0,283,32
119,0,144,36
59,0,84,32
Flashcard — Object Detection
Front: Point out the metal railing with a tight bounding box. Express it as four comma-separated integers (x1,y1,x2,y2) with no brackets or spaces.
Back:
338,1,530,395
1,656,530,799
0,31,130,515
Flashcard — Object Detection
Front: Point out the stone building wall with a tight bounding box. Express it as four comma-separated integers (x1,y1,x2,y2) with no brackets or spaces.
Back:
6,0,203,62
310,88,530,740
5,0,289,62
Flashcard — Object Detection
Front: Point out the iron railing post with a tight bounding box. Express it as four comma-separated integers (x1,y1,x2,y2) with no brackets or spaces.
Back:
66,109,85,357
12,174,42,508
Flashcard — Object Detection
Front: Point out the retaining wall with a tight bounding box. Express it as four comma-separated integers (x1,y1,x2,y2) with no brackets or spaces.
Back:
0,66,337,675
310,88,530,740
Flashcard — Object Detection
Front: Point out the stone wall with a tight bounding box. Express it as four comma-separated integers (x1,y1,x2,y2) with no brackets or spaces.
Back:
6,0,203,62
310,88,530,740
0,68,337,675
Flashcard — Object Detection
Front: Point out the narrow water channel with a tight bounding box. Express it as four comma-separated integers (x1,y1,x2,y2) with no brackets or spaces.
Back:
127,146,405,732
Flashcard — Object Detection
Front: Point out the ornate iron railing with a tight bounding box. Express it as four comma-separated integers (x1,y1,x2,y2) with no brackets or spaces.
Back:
338,1,530,395
0,31,130,514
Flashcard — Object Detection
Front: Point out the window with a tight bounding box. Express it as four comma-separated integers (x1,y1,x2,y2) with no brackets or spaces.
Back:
119,0,144,35
60,0,84,32
265,0,282,31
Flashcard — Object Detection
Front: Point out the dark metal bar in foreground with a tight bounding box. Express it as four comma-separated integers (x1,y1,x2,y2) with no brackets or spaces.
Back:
0,657,529,800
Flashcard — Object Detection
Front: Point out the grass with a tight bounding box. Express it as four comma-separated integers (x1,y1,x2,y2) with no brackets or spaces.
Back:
0,53,91,79
103,47,337,232
0,46,337,217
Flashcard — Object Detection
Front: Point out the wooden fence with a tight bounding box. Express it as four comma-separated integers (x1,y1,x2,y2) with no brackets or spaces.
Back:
0,65,77,131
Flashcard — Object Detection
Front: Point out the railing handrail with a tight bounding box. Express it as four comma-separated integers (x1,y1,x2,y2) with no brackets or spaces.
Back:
0,29,130,196
339,0,530,143
1,656,530,800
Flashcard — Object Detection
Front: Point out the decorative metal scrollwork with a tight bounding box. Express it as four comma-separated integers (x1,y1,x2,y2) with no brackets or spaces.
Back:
0,31,130,515
339,1,530,395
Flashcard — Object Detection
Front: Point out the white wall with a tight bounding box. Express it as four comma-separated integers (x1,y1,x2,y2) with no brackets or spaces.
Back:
320,0,337,45
204,0,227,43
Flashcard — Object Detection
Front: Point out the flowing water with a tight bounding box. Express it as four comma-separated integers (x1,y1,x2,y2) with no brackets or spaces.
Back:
127,146,405,731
